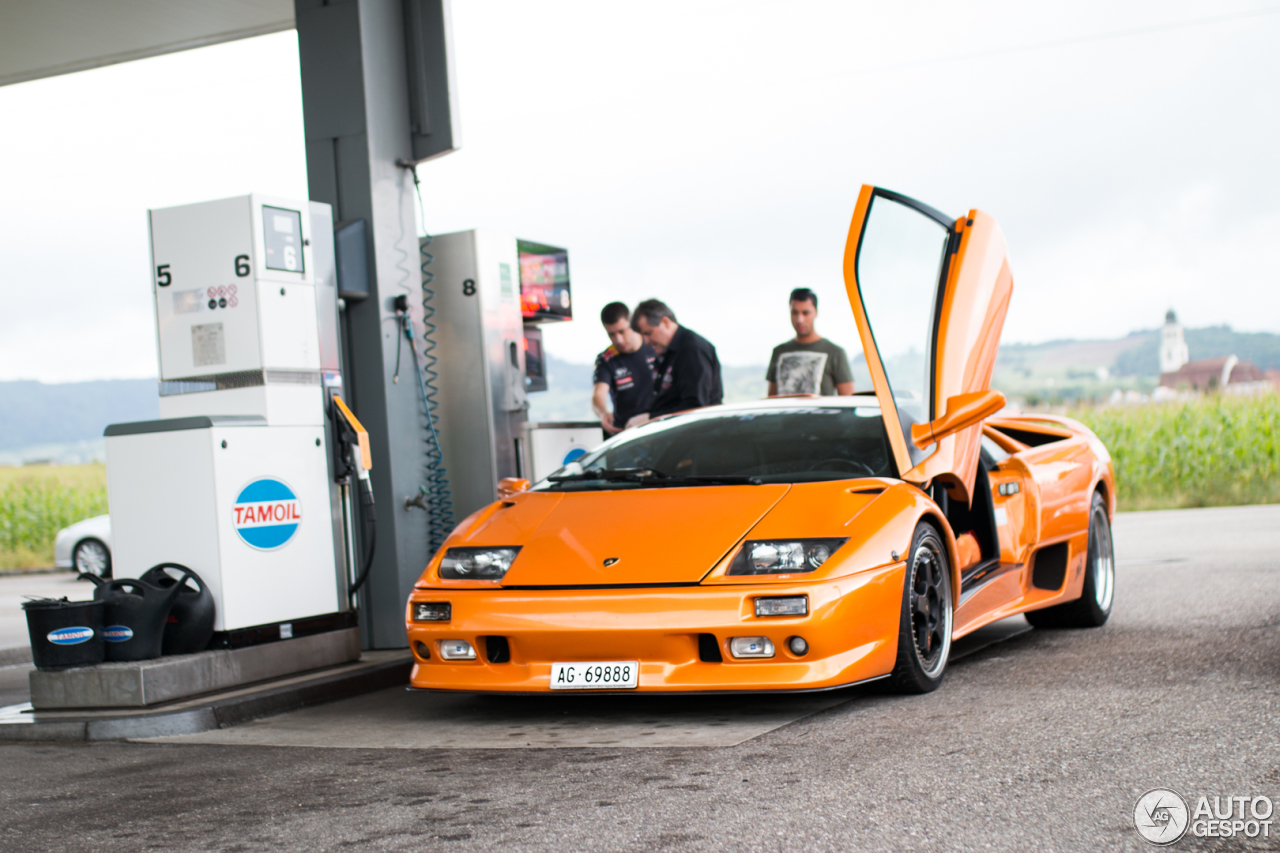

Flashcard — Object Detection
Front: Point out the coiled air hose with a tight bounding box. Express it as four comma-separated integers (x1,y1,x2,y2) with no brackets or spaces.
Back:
414,234,455,555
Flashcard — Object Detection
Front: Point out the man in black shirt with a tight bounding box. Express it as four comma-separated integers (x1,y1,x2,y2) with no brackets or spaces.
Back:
592,302,657,434
627,299,723,426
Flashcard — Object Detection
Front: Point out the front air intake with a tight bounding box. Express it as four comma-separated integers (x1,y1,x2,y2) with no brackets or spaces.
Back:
698,633,723,663
483,635,511,663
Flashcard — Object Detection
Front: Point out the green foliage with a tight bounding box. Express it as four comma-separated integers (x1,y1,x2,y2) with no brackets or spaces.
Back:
0,464,107,570
1069,396,1280,511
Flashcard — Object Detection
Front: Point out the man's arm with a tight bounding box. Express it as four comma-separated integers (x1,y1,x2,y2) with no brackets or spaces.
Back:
768,381,778,396
659,346,715,412
835,382,855,396
591,382,619,434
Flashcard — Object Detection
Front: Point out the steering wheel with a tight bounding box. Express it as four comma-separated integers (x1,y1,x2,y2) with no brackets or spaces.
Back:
805,457,876,477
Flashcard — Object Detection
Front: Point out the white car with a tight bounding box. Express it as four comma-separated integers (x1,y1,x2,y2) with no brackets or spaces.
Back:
53,515,113,578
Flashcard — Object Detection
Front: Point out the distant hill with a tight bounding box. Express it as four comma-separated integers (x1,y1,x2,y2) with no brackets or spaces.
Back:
1111,326,1280,376
7,323,1276,458
0,379,158,456
994,325,1280,403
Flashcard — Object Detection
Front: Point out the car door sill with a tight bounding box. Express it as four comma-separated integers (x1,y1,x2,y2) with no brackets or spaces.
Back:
959,559,1023,603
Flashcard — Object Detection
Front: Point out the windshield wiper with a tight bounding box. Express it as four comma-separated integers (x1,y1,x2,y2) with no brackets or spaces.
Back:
547,468,761,486
638,474,762,486
547,468,657,483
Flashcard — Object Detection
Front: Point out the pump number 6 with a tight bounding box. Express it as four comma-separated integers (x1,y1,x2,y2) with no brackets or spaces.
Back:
156,264,171,287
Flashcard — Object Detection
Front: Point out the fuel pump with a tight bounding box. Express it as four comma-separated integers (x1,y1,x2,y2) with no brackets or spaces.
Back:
104,194,354,646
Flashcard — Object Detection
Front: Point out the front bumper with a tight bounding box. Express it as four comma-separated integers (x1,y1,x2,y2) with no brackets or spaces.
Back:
405,563,904,693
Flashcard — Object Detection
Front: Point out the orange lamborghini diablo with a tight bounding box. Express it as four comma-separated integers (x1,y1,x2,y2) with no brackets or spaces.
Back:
405,185,1116,695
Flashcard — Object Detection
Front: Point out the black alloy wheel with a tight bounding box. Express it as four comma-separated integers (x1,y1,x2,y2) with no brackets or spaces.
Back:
889,522,952,693
1026,491,1114,628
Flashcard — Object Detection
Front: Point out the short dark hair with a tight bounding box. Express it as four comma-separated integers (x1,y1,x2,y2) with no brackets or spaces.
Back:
631,299,677,331
790,288,817,309
600,301,630,326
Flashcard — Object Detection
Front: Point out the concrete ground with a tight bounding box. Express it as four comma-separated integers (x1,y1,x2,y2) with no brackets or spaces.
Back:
2,505,1278,852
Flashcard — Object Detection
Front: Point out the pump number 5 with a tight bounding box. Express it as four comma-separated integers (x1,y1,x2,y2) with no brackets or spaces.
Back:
156,264,171,287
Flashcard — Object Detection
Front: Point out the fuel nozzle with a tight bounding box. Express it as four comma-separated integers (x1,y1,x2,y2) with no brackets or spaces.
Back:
330,394,377,597
330,394,372,484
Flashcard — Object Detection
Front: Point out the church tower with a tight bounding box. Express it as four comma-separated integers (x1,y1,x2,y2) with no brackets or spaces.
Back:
1160,309,1189,374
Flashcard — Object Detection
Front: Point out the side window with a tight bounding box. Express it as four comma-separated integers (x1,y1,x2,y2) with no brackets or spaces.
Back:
855,194,951,463
981,434,1010,466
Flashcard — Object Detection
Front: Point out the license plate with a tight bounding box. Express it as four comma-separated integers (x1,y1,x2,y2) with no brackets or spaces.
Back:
549,661,639,690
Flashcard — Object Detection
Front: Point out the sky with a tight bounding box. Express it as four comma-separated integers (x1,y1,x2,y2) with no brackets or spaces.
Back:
1,0,1278,382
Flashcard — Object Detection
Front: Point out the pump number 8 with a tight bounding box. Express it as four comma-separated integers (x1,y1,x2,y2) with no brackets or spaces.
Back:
462,279,476,296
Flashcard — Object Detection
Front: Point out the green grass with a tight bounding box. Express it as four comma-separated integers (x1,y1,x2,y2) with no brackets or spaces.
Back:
1068,395,1280,511
0,464,107,570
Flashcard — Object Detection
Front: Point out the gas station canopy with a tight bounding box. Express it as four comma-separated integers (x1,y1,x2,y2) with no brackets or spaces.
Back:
0,0,295,87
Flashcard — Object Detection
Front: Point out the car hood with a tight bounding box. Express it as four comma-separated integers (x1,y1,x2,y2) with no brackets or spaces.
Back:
465,485,791,586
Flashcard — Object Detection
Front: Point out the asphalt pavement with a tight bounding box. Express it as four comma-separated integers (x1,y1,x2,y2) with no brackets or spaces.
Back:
2,504,1278,852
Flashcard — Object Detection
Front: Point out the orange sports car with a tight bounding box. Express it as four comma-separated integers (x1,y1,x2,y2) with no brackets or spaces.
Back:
405,185,1116,694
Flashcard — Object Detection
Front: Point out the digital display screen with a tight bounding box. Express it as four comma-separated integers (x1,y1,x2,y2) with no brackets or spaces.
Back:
517,239,571,323
523,326,547,392
263,206,304,273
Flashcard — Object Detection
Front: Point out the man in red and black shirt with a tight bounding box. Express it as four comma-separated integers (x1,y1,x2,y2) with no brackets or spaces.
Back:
592,302,657,435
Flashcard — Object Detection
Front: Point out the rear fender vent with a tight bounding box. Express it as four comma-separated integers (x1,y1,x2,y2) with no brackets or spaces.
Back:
483,635,511,663
1031,542,1069,591
698,633,723,663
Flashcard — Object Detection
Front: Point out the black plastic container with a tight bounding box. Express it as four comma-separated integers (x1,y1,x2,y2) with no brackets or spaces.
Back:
23,598,105,670
80,573,188,662
139,564,216,655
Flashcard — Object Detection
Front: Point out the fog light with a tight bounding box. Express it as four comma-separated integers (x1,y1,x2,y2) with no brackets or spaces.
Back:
755,596,808,617
413,602,451,622
438,639,476,660
788,636,808,656
413,641,432,660
729,637,775,659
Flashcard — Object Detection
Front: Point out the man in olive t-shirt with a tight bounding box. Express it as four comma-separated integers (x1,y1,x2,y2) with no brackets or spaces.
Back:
766,288,855,396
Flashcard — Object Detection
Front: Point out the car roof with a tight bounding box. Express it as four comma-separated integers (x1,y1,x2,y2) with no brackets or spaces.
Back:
653,393,883,421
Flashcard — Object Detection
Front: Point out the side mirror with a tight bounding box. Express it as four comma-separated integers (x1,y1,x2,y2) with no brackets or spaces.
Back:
910,389,1006,450
497,477,531,499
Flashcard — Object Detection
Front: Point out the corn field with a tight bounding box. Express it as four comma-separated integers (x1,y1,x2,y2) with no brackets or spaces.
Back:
0,464,107,570
1069,394,1280,511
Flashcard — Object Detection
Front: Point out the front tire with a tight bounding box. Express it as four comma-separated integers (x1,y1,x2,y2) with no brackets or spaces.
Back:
73,538,112,579
1026,492,1113,628
888,522,953,694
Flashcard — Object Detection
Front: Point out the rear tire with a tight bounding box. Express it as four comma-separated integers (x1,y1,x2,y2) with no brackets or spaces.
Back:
73,538,112,579
1025,492,1113,628
888,522,952,694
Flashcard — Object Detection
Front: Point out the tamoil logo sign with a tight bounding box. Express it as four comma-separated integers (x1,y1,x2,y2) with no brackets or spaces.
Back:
233,477,301,550
47,626,94,645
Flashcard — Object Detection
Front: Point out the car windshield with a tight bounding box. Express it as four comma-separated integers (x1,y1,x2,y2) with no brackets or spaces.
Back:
535,403,896,490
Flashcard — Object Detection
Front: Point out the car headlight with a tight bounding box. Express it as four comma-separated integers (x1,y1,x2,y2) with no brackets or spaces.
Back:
727,538,848,575
439,547,521,580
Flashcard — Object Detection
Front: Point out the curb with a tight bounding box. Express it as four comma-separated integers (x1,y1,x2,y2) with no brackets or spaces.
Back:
0,655,412,742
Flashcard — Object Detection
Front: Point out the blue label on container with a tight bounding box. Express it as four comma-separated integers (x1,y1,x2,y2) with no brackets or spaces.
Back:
103,625,134,642
563,447,587,464
47,626,94,645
